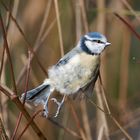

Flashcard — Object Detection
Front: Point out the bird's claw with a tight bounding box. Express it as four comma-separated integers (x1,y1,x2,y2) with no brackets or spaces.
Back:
42,104,49,117
42,109,49,118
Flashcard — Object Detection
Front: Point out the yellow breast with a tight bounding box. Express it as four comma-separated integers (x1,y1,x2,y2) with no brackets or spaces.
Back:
79,52,100,70
49,52,100,94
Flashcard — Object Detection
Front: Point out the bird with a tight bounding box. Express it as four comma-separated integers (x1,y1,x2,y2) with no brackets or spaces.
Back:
21,32,111,117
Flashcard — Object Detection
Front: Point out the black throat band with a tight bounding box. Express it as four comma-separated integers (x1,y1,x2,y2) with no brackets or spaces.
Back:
80,37,99,55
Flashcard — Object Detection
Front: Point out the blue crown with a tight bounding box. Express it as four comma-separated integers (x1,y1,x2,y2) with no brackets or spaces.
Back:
86,32,105,39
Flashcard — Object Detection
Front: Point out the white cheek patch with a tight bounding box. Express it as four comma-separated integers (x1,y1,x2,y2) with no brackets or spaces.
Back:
85,40,105,54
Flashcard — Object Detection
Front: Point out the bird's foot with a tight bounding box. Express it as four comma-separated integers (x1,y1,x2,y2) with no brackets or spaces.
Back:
42,92,52,118
42,109,49,118
51,95,66,117
42,103,49,118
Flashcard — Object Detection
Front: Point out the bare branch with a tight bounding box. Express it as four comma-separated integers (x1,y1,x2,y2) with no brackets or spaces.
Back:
0,11,17,94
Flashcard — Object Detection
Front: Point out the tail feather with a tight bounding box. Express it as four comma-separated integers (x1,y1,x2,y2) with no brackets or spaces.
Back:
25,84,50,100
21,82,53,106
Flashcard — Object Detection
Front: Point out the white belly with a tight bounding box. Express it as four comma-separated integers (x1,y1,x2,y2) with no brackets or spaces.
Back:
48,53,100,94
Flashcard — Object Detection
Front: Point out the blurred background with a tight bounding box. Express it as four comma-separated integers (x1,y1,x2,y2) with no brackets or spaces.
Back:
0,0,140,140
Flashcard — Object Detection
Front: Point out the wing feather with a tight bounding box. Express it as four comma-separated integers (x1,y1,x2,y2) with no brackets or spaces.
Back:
72,64,100,99
55,47,81,66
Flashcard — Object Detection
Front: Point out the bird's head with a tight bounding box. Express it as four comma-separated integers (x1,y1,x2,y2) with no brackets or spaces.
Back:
80,32,111,55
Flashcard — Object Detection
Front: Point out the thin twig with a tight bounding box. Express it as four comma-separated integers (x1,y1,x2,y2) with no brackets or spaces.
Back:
1,1,48,76
98,73,110,114
0,85,47,139
54,0,64,56
86,96,110,115
10,113,22,140
87,96,133,140
75,1,82,41
69,103,87,140
11,51,32,140
0,84,12,98
34,0,52,46
110,115,133,140
98,74,132,140
5,0,12,31
0,11,17,94
85,71,133,140
22,51,32,104
114,12,140,41
48,117,82,140
0,48,6,81
0,1,18,136
121,0,140,23
0,1,11,79
16,14,57,87
17,110,43,140
80,0,89,32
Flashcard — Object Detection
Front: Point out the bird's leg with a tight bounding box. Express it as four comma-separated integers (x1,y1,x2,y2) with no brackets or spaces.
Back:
42,86,55,117
42,92,52,117
51,95,66,117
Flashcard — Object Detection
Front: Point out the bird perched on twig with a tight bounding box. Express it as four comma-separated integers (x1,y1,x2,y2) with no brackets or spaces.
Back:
21,32,111,117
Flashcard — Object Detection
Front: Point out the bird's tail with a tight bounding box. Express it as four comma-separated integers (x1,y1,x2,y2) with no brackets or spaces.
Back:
21,79,54,107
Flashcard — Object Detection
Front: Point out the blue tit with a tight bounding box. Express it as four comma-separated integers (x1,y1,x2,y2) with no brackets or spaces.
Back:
21,32,111,117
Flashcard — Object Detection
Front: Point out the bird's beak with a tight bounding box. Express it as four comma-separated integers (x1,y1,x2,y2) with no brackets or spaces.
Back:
105,42,111,47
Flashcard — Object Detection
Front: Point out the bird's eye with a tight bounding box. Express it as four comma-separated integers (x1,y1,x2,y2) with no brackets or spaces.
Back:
93,40,104,44
97,40,101,43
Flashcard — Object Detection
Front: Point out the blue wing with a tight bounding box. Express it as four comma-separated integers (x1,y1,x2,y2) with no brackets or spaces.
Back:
55,47,81,66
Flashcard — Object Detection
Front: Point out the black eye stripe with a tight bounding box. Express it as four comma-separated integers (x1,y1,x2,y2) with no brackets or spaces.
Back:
92,40,104,43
